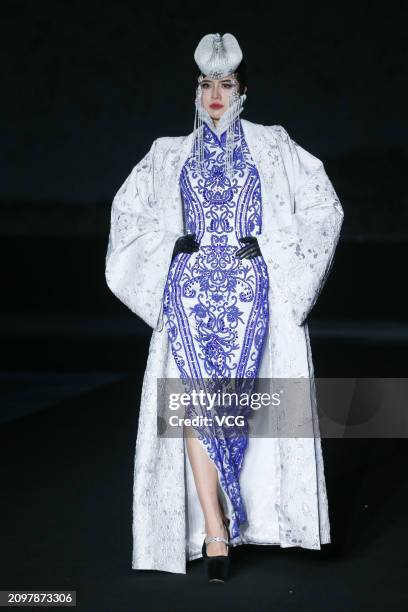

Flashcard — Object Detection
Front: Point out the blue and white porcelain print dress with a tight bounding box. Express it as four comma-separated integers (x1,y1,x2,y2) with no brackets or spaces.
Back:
162,113,270,540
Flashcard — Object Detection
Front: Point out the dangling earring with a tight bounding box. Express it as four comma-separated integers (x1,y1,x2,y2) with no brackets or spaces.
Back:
193,82,205,175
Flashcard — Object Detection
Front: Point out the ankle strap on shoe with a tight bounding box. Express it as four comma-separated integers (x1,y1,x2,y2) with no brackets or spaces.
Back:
205,535,229,546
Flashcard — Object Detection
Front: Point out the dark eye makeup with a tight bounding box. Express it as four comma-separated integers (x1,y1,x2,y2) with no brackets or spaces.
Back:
200,81,234,89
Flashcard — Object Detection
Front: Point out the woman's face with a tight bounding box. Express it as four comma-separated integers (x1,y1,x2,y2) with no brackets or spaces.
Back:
198,75,242,121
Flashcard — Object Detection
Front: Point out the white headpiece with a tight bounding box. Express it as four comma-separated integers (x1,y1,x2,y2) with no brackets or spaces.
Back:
192,33,247,179
194,32,243,79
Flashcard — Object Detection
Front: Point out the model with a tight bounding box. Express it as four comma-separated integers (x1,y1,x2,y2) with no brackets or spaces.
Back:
105,32,344,582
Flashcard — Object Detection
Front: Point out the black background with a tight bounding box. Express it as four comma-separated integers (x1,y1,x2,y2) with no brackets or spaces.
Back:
1,1,407,610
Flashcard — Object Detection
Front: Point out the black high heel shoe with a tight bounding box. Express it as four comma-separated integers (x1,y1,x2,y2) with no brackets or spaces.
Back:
202,519,231,583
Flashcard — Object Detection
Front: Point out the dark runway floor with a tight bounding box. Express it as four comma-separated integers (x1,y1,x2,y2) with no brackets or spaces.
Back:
0,352,407,611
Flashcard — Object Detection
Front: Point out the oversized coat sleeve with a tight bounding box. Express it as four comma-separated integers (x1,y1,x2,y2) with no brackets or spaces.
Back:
105,138,182,329
257,125,344,326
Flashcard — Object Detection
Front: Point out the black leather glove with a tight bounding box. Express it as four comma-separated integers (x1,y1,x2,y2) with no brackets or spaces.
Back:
171,233,200,262
235,236,261,260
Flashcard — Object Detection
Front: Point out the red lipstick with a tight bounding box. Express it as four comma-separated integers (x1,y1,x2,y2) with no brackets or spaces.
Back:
210,103,223,109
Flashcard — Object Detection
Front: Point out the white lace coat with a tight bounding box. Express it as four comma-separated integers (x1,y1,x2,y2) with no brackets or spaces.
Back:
105,118,344,574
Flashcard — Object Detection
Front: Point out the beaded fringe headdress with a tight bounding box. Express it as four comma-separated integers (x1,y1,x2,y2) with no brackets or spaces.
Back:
193,85,246,179
193,32,246,179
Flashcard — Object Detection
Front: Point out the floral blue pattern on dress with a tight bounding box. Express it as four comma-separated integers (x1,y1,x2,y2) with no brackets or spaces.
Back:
162,116,269,539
